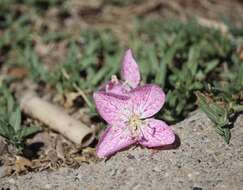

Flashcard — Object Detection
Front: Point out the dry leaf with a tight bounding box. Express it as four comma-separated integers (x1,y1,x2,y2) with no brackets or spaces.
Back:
7,67,28,79
14,156,32,174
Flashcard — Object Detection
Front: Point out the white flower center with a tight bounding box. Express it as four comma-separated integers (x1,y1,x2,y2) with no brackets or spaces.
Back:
128,114,142,138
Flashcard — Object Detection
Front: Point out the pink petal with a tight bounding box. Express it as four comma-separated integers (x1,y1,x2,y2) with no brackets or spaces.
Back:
129,84,165,118
99,80,130,98
139,118,175,147
121,49,140,88
93,91,131,125
96,125,136,158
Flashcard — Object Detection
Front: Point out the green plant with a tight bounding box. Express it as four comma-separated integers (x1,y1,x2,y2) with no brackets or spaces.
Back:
0,86,42,151
46,30,122,111
196,62,243,143
20,45,49,82
131,21,216,120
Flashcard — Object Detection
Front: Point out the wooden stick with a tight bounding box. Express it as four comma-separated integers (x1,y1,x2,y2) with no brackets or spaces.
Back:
19,92,95,147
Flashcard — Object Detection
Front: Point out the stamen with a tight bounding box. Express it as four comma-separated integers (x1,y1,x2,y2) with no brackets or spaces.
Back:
111,75,119,83
128,114,142,138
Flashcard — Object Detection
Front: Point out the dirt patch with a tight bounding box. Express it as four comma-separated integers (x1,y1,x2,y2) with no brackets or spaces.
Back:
1,111,243,190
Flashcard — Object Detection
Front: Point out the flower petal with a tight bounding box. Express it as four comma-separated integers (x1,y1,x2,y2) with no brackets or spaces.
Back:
129,84,165,118
93,91,132,125
99,80,130,98
121,49,140,88
96,125,136,158
139,118,175,147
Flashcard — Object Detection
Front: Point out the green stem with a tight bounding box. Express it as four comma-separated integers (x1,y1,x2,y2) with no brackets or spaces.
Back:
73,84,93,109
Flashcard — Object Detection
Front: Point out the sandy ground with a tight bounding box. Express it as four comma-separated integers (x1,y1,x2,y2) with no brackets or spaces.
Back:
0,111,242,190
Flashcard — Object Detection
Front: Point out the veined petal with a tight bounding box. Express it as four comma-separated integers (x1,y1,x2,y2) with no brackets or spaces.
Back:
96,125,136,158
93,91,132,125
139,118,175,147
129,84,165,118
121,49,140,88
99,80,130,98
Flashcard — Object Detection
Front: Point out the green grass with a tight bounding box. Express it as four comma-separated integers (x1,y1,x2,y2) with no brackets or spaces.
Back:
0,2,242,145
0,85,42,151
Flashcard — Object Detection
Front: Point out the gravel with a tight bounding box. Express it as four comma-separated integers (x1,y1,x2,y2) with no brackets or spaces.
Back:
0,111,243,190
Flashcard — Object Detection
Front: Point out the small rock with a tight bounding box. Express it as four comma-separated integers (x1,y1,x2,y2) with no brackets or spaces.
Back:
152,166,161,172
192,187,203,190
0,166,7,178
127,153,136,160
132,184,141,190
44,184,52,189
109,168,117,176
8,178,16,184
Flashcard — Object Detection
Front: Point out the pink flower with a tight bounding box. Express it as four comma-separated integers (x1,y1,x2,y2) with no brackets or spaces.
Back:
93,49,175,158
